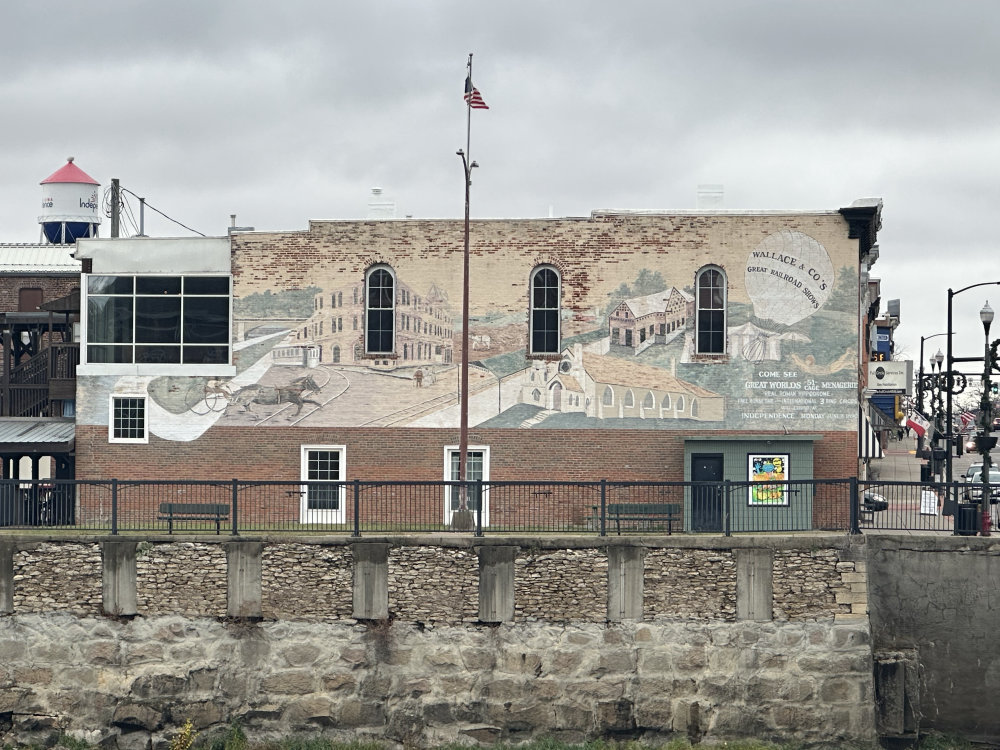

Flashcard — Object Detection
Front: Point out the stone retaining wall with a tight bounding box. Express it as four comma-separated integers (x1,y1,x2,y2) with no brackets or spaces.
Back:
0,535,873,749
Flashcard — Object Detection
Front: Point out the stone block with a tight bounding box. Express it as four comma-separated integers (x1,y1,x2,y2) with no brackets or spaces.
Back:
320,672,357,692
260,670,316,695
338,698,385,727
130,673,187,699
596,699,636,731
0,639,28,662
283,694,336,725
280,643,322,667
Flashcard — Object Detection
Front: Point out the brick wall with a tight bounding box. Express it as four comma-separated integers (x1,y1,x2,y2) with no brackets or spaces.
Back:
0,275,78,312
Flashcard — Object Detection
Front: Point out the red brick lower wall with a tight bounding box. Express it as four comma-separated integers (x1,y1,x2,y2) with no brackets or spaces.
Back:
75,426,854,483
74,426,856,529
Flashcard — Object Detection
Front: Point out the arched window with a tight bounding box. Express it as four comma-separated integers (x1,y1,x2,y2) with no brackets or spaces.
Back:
624,389,634,407
662,394,671,410
696,266,727,354
691,398,698,417
677,395,685,412
602,386,614,406
530,266,561,354
332,345,341,364
365,266,395,354
643,392,655,409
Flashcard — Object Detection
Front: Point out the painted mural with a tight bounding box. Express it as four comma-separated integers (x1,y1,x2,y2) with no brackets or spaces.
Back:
117,227,859,442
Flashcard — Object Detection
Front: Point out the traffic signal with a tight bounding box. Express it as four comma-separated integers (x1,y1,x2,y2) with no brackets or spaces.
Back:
992,383,999,395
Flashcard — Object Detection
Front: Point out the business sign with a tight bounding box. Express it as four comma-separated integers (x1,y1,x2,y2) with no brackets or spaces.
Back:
867,360,913,395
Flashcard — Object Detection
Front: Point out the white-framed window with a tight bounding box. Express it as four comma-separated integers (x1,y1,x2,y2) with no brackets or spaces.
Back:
300,445,347,524
695,266,727,355
529,266,560,355
444,445,490,527
85,274,231,365
109,395,148,443
365,265,395,355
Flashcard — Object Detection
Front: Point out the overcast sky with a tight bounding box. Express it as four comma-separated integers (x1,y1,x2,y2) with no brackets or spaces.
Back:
3,1,999,387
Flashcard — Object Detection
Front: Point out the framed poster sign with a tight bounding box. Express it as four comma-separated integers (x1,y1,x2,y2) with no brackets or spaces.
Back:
748,454,789,506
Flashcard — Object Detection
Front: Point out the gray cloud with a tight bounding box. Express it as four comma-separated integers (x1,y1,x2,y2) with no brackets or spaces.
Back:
2,0,999,369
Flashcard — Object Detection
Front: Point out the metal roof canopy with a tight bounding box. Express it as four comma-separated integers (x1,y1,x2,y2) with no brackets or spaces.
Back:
0,418,74,453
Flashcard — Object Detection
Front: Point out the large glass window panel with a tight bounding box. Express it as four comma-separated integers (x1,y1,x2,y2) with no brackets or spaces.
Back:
183,298,230,343
184,277,229,295
183,345,229,364
136,345,181,364
88,276,134,295
135,297,182,343
88,296,133,344
136,277,181,295
88,345,133,363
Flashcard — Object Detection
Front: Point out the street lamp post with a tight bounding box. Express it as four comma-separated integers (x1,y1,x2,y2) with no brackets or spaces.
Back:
916,332,948,452
918,349,955,483
932,351,945,481
977,302,996,536
946,282,1000,489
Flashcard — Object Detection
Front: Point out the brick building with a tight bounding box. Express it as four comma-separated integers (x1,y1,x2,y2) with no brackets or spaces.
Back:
71,200,883,530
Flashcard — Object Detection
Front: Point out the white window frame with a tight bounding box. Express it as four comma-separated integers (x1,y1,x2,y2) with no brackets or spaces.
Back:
109,394,149,444
80,272,235,376
300,444,347,525
365,265,396,356
529,265,561,355
695,265,727,355
443,445,490,527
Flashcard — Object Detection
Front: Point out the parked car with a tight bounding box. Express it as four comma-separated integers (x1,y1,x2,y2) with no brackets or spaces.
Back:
862,490,888,512
964,462,984,481
963,469,1000,502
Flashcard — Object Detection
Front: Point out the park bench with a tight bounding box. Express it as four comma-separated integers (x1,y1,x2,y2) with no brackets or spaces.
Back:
158,502,230,534
593,502,682,535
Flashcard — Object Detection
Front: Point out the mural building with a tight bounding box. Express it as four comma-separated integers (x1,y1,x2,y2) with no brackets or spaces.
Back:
72,201,882,530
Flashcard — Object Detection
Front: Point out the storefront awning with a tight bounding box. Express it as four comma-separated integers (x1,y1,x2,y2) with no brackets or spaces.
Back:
859,410,884,459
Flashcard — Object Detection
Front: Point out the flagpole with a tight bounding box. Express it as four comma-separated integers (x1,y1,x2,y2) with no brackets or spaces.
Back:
455,53,475,530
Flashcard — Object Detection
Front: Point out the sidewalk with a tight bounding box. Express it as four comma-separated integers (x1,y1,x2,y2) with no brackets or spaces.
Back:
874,433,977,484
874,433,922,482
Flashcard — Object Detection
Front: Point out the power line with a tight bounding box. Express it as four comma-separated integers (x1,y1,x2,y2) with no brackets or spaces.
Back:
102,183,206,237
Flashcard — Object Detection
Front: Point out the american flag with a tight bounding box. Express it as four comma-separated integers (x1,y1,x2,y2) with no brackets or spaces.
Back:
464,76,489,109
960,410,976,427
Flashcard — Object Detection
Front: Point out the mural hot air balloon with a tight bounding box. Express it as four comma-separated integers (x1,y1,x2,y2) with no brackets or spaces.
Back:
744,229,834,325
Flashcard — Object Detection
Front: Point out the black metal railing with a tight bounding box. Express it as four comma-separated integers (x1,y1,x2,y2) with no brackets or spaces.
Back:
3,476,994,536
857,479,997,535
0,477,872,536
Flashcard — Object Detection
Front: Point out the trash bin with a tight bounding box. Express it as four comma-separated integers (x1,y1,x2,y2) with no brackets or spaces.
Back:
956,503,979,536
920,464,932,482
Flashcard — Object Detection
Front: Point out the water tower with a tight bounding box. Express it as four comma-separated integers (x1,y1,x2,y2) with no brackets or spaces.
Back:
38,157,101,244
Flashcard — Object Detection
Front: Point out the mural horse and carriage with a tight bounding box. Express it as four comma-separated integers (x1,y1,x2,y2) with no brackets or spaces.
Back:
188,374,326,419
